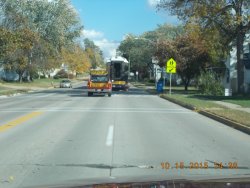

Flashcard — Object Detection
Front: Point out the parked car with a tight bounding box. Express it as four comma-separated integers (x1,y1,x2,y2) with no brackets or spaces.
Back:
60,79,72,88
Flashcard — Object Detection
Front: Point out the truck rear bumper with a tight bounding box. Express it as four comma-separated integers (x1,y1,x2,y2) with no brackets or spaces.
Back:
88,88,112,93
112,84,129,90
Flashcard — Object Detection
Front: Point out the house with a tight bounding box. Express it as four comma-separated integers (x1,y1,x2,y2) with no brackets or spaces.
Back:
223,33,250,94
0,67,19,81
0,63,72,81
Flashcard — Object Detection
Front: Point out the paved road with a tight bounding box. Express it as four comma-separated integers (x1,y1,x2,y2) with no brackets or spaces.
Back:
0,82,250,187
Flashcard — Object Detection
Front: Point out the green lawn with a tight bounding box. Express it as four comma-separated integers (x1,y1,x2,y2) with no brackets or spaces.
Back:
1,78,64,88
222,99,250,107
195,95,250,108
162,94,223,109
0,86,29,96
161,94,250,127
0,78,65,95
0,78,82,95
157,84,250,108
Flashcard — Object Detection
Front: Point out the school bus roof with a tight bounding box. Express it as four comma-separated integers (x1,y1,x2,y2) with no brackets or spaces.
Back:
90,69,108,75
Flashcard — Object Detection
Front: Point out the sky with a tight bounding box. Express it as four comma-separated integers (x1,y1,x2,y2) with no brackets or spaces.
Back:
71,0,179,58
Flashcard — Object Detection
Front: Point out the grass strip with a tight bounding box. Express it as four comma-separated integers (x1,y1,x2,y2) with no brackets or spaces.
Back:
207,108,250,127
161,94,250,127
0,88,30,96
2,78,63,88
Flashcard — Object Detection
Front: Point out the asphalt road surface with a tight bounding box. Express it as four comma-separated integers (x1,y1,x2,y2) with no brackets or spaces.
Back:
0,82,250,187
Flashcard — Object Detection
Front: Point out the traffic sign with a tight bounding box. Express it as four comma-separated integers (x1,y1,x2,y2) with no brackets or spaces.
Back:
167,58,176,67
166,58,176,73
166,67,176,73
166,58,177,95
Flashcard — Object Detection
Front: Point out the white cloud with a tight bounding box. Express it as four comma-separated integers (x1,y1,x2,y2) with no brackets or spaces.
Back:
82,29,104,39
147,0,160,8
81,29,119,58
94,38,119,58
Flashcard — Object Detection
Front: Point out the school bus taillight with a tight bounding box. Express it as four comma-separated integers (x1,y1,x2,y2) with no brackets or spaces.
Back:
87,80,91,87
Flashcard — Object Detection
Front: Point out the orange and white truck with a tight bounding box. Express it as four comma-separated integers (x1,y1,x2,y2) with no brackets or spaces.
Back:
87,69,112,97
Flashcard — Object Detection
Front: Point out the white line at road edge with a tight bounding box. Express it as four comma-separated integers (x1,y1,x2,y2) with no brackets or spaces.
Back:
106,125,114,146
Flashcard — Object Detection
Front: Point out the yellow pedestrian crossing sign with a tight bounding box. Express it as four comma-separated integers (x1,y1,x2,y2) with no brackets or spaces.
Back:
166,58,176,73
167,67,176,73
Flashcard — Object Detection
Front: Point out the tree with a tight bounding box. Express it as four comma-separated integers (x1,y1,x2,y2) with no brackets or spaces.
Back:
158,0,250,93
0,27,15,61
118,25,184,79
156,33,209,91
31,38,61,78
0,0,84,81
118,35,155,79
142,24,184,42
62,45,91,76
84,38,104,68
0,27,39,82
185,23,227,66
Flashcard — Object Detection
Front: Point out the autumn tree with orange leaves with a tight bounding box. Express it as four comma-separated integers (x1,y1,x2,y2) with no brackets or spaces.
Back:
156,33,209,91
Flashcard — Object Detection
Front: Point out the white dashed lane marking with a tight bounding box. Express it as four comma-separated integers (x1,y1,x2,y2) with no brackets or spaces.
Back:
106,125,114,146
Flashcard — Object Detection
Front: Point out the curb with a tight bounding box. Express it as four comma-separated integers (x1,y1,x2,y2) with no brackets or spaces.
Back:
198,110,250,135
160,95,250,135
160,94,197,111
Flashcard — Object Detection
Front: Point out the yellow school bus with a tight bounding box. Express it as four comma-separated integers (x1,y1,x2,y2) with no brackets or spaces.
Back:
87,69,112,97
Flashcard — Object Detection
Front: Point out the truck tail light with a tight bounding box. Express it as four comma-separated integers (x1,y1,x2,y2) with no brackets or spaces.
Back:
107,81,112,89
87,80,91,87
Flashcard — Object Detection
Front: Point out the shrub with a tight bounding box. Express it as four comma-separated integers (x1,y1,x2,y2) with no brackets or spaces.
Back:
54,69,68,79
148,79,155,83
197,71,224,96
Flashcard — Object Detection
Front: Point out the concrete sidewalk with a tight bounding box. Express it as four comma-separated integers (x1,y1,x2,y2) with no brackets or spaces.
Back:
213,101,250,113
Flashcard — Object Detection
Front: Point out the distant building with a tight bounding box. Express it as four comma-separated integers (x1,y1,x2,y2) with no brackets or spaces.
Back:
223,33,250,93
0,67,19,81
0,63,73,81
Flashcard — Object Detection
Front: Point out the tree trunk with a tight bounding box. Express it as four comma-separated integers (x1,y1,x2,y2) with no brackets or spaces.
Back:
183,77,190,91
18,72,23,83
184,84,188,91
236,29,245,94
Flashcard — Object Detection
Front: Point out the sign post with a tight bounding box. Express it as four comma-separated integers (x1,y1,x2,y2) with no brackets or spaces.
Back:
166,58,177,95
169,73,172,95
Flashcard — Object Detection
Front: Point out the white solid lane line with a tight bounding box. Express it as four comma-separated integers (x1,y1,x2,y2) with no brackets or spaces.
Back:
106,125,114,146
